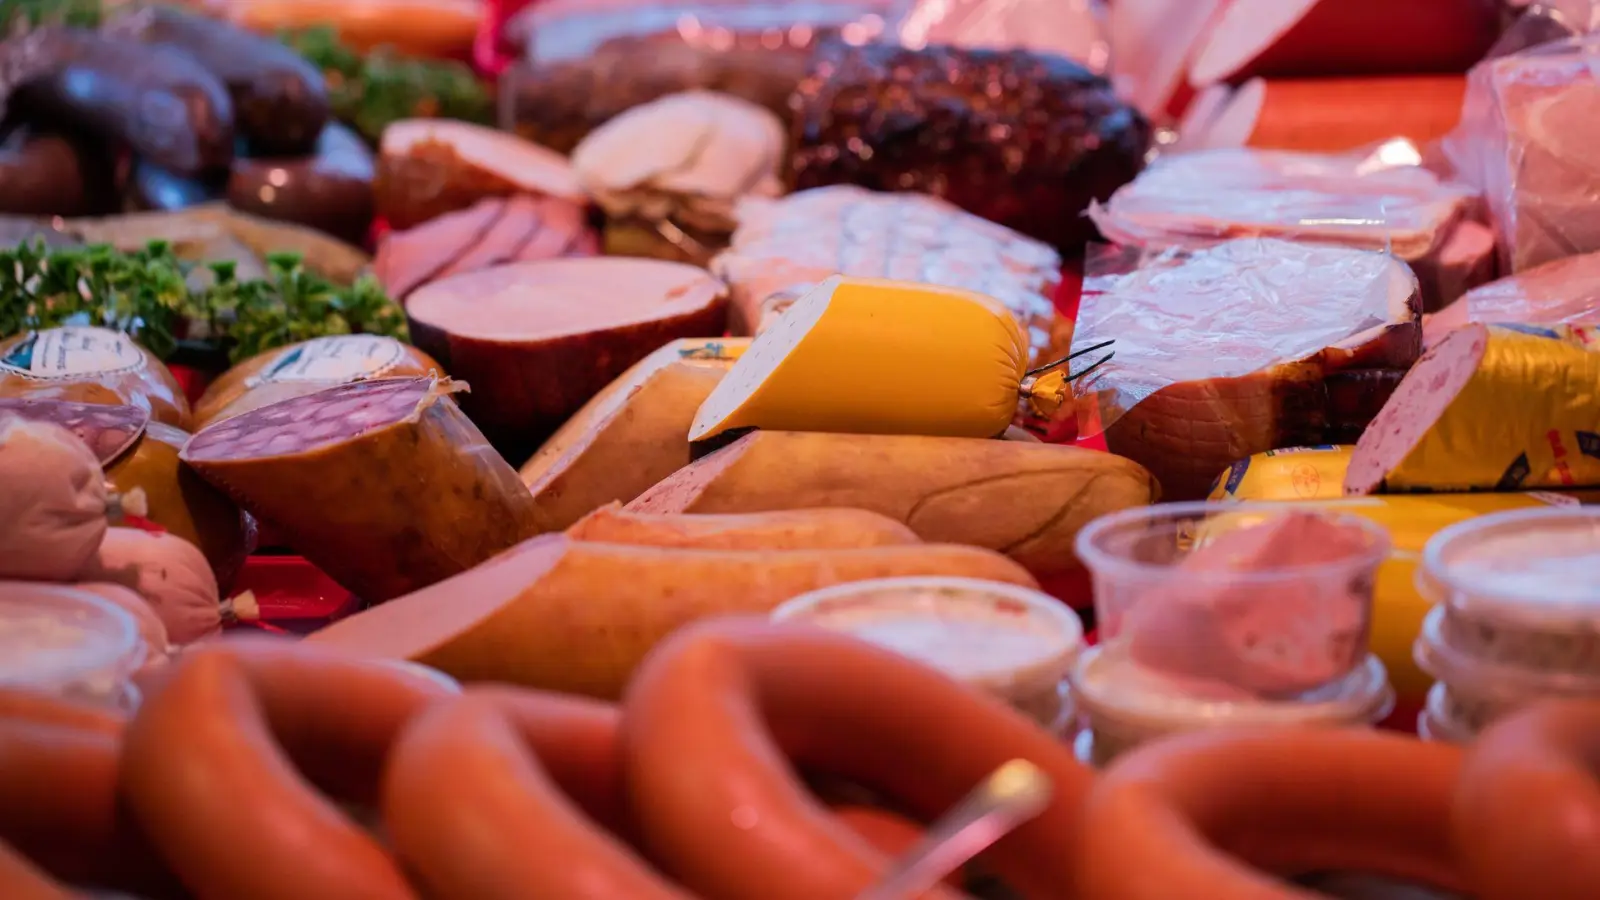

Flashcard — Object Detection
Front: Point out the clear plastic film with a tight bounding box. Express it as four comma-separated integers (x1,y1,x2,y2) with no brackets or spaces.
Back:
497,0,1107,153
1071,238,1419,438
1442,30,1600,275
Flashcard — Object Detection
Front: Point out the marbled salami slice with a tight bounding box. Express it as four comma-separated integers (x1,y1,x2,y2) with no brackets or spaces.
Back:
0,396,149,465
181,376,542,603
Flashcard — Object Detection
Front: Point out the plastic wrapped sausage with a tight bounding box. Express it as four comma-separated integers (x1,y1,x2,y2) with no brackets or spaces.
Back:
0,420,113,581
82,528,221,646
181,376,543,603
192,335,441,429
0,327,192,429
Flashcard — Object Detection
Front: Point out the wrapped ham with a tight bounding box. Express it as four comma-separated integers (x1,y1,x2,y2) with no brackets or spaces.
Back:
711,186,1066,363
1072,239,1422,500
1091,145,1497,311
1444,33,1600,273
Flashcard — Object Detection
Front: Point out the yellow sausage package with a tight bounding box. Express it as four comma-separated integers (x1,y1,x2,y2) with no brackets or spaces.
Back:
1346,322,1600,493
689,275,1066,443
1208,446,1354,501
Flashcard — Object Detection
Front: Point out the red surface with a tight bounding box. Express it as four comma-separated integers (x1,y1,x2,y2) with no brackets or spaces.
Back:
168,364,214,409
474,0,536,77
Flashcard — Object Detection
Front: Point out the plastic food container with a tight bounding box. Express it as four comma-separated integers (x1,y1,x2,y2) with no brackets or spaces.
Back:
771,576,1085,732
0,586,148,711
1412,507,1600,738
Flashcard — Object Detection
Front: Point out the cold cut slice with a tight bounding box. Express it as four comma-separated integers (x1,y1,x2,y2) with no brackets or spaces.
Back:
1078,729,1465,898
626,431,1158,578
181,376,541,603
622,618,1092,900
305,533,1037,698
1202,76,1469,154
405,259,728,462
382,692,693,900
192,335,441,428
520,339,745,532
1453,701,1600,900
374,198,507,301
375,119,588,229
566,505,922,551
0,327,191,428
119,639,453,900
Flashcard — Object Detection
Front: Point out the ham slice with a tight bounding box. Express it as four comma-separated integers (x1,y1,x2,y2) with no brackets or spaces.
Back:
1092,147,1496,310
1075,238,1421,500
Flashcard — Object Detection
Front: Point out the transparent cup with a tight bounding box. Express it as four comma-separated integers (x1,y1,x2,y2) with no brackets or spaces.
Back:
0,585,147,711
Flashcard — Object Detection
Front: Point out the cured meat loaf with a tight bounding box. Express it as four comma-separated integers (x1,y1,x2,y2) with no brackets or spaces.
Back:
306,533,1037,697
1075,239,1422,500
712,186,1066,361
0,398,253,586
626,431,1158,578
406,259,728,463
181,376,541,603
520,338,745,531
0,327,190,428
192,335,441,428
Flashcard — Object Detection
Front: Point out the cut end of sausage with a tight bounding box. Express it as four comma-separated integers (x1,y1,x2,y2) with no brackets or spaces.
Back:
381,119,586,204
181,376,446,463
0,397,149,466
405,259,728,343
626,433,755,514
1187,0,1320,86
1344,322,1489,496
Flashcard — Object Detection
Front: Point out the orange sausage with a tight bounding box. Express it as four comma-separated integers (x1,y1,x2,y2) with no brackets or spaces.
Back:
119,637,451,900
621,618,1093,900
382,690,692,900
565,504,923,551
1454,701,1600,900
1078,729,1464,899
0,842,72,900
0,689,125,735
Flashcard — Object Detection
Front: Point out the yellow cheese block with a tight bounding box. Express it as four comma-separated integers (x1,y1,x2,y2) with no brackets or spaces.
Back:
1208,446,1354,501
689,276,1047,443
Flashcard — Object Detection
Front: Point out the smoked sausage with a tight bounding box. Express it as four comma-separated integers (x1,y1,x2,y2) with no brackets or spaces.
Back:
1453,701,1600,900
0,842,71,900
119,638,451,899
565,504,923,551
620,618,1093,900
228,123,376,245
0,326,192,429
1077,729,1465,899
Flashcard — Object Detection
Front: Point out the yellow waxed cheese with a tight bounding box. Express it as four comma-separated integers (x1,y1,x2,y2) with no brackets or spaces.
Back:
689,276,1031,442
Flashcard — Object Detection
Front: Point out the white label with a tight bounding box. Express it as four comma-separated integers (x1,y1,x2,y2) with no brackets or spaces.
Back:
0,327,145,380
257,336,406,384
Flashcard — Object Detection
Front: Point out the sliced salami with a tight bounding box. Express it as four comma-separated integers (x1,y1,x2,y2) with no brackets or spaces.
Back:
181,376,542,603
0,396,148,465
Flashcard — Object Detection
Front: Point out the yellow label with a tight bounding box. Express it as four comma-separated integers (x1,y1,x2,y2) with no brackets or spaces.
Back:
1207,446,1352,501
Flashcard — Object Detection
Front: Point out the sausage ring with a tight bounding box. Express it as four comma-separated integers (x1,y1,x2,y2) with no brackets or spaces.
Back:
119,638,452,900
0,841,72,900
1077,729,1464,899
1454,700,1600,900
621,618,1093,900
382,688,693,900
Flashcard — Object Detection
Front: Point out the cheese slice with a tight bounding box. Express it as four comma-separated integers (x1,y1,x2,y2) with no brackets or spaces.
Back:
690,276,1033,442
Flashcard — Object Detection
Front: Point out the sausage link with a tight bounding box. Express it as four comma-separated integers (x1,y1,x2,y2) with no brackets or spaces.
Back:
382,690,693,900
621,618,1092,900
1454,701,1600,900
0,689,124,736
0,841,72,900
119,637,449,900
1077,729,1464,899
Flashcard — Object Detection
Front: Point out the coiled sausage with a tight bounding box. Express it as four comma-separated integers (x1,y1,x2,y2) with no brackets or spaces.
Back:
621,618,1093,900
1454,701,1600,900
119,638,451,900
1077,729,1464,899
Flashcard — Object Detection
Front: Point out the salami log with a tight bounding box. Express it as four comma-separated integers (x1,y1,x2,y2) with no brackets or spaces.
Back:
306,533,1037,698
405,259,729,463
192,335,441,428
0,327,190,428
0,398,255,587
180,376,542,603
627,431,1159,578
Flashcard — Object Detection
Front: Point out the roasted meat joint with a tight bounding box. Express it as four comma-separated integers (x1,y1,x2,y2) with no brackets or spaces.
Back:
3,0,1600,897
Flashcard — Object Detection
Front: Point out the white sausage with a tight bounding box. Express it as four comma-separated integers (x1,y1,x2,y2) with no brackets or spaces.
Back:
0,421,108,581
82,529,220,645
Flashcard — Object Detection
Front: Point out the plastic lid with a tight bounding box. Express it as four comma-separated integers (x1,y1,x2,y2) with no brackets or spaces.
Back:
1070,643,1393,737
0,586,145,701
1419,507,1600,628
771,576,1085,699
1419,683,1472,745
1412,604,1600,697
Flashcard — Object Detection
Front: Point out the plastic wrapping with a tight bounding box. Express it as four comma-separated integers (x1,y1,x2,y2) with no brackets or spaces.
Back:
0,583,146,710
1428,248,1600,344
497,0,1108,153
1444,32,1600,274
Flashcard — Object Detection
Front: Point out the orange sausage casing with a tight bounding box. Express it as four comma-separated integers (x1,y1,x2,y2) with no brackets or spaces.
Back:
307,533,1037,697
0,326,191,428
181,376,541,603
192,336,442,429
565,504,923,551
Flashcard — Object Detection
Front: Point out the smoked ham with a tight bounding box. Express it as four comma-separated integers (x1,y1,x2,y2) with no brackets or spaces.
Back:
305,534,1038,698
626,431,1157,578
405,259,728,462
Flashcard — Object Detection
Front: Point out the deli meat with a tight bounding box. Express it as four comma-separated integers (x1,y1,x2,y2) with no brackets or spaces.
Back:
1092,147,1495,311
1073,238,1421,500
1427,249,1600,346
712,186,1067,362
181,376,542,603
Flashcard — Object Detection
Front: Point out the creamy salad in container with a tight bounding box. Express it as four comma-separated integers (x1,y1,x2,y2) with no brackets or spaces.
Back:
1073,502,1395,764
771,576,1085,732
1413,507,1600,739
0,585,147,711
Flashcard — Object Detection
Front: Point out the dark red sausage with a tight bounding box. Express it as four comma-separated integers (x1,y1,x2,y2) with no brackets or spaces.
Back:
228,123,375,245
